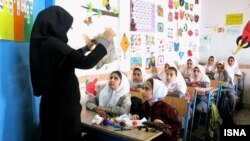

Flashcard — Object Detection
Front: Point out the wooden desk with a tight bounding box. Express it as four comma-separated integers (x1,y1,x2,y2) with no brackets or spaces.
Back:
80,94,162,141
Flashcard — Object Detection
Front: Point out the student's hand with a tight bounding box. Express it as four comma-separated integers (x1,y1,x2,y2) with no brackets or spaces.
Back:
154,119,164,124
191,82,198,87
131,114,139,120
93,107,109,119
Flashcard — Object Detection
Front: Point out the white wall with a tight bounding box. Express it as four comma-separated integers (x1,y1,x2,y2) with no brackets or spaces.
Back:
200,0,250,107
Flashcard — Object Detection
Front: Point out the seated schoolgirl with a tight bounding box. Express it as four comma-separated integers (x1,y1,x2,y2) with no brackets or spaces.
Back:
132,78,182,141
129,67,146,92
86,70,131,118
227,56,242,76
213,61,237,125
158,61,177,84
203,56,217,79
165,67,187,98
181,58,195,79
188,65,211,128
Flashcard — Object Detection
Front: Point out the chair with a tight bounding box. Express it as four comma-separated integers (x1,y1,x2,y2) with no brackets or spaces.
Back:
130,91,144,102
163,96,191,141
187,86,217,141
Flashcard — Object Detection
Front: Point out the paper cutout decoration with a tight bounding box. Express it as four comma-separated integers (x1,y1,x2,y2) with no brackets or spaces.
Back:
168,12,173,22
157,55,164,66
194,14,199,23
174,42,180,52
85,78,98,96
188,30,193,36
174,12,178,20
168,0,173,9
233,20,250,55
177,28,183,37
179,51,184,59
195,29,199,36
146,56,155,69
130,57,142,69
146,35,155,46
195,0,199,4
86,2,93,12
187,50,193,56
102,0,111,10
81,3,118,17
190,4,193,11
157,5,163,17
157,23,164,32
84,16,92,26
97,10,102,17
174,0,179,9
184,24,188,32
185,2,189,10
180,10,185,20
112,8,119,15
190,15,194,22
120,33,130,58
179,0,184,6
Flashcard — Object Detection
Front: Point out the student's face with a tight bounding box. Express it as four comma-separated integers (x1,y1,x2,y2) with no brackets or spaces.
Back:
217,64,224,73
228,58,235,66
187,61,193,69
208,57,214,65
166,69,177,83
193,67,201,78
133,70,142,82
142,81,153,101
109,73,121,90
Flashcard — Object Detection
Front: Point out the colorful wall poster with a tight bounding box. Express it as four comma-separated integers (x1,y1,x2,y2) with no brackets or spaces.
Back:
0,0,33,41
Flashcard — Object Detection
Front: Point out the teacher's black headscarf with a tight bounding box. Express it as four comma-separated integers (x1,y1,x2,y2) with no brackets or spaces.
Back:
30,6,74,96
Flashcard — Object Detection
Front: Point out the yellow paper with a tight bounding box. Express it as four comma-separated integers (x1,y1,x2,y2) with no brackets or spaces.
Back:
0,1,14,40
226,13,243,25
120,33,130,54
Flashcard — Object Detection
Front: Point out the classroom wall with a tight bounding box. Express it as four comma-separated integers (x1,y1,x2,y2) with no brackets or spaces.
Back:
55,0,202,86
199,0,250,107
0,1,53,141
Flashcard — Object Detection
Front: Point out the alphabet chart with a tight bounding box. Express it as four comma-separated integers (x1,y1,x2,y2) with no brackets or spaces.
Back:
130,0,155,32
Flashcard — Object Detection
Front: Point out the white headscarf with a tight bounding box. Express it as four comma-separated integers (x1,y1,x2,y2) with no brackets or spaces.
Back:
129,67,147,89
182,58,197,78
214,61,235,84
158,61,178,84
165,66,187,96
204,56,217,73
99,71,130,108
148,79,168,106
190,65,210,83
228,56,241,75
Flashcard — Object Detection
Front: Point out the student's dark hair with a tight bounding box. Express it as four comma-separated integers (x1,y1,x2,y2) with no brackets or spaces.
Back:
168,67,178,76
209,56,214,59
228,56,235,60
187,59,192,62
146,78,154,88
133,67,142,73
130,96,142,115
111,71,122,80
